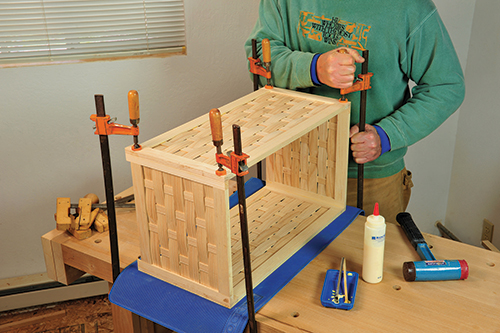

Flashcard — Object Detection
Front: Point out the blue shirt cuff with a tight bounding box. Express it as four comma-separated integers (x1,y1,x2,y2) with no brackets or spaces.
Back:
310,53,322,86
374,125,391,155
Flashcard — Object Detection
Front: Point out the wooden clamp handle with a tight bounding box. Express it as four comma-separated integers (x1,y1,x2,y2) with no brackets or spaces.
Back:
262,38,271,63
209,108,223,144
128,90,140,124
210,108,227,176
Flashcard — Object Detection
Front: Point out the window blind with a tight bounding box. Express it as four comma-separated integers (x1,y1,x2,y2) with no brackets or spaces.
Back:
0,0,186,65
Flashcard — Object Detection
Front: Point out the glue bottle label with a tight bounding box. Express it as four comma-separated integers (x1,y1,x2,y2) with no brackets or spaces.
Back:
371,235,385,243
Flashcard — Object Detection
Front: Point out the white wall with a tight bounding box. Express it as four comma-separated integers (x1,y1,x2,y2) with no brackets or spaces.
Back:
405,0,476,235
445,0,500,247
0,0,260,280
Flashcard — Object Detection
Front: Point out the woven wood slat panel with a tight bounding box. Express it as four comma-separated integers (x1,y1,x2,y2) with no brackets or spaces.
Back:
154,91,338,165
230,187,329,285
142,167,219,289
267,117,338,199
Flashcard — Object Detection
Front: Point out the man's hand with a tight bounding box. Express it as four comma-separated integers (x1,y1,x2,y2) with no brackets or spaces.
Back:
350,124,382,164
316,48,365,89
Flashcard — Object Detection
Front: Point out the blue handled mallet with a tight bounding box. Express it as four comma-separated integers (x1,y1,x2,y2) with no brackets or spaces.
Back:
396,212,469,282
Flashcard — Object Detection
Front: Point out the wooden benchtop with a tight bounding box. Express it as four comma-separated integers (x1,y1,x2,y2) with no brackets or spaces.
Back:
255,217,500,332
42,188,500,332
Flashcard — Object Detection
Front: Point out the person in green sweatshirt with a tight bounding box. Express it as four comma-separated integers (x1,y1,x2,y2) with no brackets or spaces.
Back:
245,0,465,223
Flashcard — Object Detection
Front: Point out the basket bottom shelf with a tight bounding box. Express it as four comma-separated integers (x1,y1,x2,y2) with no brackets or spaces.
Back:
230,182,345,300
137,181,345,308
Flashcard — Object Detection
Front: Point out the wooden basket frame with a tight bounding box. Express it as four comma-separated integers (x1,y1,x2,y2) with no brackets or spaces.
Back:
125,87,350,307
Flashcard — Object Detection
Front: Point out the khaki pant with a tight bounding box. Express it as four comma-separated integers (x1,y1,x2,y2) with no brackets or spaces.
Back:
347,168,413,224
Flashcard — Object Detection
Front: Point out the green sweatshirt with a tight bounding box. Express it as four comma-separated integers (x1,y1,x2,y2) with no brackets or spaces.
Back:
245,0,465,179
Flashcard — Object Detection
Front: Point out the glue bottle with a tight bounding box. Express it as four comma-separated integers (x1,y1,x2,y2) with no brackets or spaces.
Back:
362,202,386,283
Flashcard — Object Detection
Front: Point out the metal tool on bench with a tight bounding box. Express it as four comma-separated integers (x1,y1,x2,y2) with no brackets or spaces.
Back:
91,90,142,282
68,202,135,210
68,193,135,210
321,257,358,310
338,49,373,210
334,257,349,304
209,109,257,333
397,212,469,282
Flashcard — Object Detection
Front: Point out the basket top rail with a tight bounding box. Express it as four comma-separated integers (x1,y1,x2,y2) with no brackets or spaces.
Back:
126,87,349,182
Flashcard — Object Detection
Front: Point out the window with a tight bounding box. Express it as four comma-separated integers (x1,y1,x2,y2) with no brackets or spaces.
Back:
0,0,186,66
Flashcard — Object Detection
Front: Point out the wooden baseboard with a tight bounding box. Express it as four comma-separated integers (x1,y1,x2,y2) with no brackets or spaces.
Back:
0,280,108,312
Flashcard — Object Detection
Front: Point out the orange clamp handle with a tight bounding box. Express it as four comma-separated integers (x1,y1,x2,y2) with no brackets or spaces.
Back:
262,38,271,63
128,90,140,124
209,108,223,144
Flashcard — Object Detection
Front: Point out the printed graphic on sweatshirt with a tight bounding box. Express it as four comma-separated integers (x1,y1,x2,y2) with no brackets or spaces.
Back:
298,11,370,50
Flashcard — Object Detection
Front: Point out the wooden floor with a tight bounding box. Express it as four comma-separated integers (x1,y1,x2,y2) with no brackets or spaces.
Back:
0,295,113,332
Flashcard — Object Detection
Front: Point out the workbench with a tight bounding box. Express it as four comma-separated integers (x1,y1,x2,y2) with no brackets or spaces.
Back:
42,187,500,332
